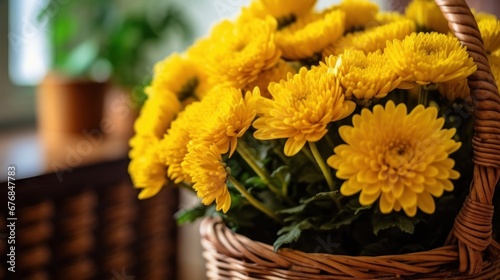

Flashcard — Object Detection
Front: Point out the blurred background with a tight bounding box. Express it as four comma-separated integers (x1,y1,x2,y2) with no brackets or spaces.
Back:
0,0,497,279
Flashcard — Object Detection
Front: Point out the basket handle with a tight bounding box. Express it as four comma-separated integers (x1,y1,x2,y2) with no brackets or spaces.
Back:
434,0,500,274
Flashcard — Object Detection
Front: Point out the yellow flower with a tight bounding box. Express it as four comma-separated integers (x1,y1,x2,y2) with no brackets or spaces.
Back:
148,53,208,104
472,9,497,22
253,67,356,156
375,11,409,25
159,101,205,184
241,0,316,24
385,32,477,86
161,87,256,183
437,79,469,101
488,55,500,91
478,18,500,54
195,87,257,157
405,0,449,34
323,50,401,101
191,17,281,89
243,59,297,99
438,56,500,100
129,134,157,159
133,89,181,139
276,9,345,60
160,127,192,184
323,18,415,57
337,0,379,31
128,138,167,199
182,143,231,213
328,101,461,217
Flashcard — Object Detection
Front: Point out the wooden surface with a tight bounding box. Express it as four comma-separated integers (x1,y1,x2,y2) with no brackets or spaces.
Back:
0,127,130,182
0,86,135,181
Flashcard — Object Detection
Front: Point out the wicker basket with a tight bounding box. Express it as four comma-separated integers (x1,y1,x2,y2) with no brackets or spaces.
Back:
200,0,500,279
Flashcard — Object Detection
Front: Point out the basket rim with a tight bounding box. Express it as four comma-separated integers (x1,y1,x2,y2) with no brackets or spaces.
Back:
201,217,500,279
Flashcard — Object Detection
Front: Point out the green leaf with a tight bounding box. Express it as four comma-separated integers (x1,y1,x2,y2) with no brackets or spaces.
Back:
372,217,394,236
277,191,340,214
277,204,306,214
273,219,313,251
320,211,362,230
271,166,290,186
244,176,267,189
319,197,369,230
175,204,207,225
271,165,291,194
300,191,340,204
395,215,416,234
372,214,420,236
254,189,286,212
354,205,372,215
60,38,100,76
278,191,339,215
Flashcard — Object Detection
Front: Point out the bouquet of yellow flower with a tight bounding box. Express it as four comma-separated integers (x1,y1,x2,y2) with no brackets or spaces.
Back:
128,0,500,274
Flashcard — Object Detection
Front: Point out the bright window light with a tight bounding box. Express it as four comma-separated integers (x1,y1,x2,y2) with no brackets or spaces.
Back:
8,0,51,86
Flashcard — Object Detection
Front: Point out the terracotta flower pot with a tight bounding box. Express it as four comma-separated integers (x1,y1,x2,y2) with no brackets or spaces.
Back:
37,72,108,139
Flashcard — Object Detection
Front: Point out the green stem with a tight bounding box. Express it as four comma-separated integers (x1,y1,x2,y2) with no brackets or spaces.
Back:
310,140,343,210
229,176,282,223
237,141,280,192
308,142,335,190
418,85,428,106
301,146,321,171
237,142,293,205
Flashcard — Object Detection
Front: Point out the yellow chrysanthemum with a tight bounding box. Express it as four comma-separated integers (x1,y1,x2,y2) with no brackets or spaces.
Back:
328,101,461,217
488,55,500,91
240,0,316,23
276,9,345,60
437,79,470,101
128,138,167,199
323,18,415,57
323,50,401,101
243,59,297,99
405,0,449,34
337,0,379,31
129,134,157,159
159,101,205,184
472,9,497,22
191,17,281,89
375,11,409,25
132,89,181,139
160,128,191,184
182,143,231,213
195,87,257,157
148,53,209,104
385,32,477,86
478,18,500,54
253,67,356,156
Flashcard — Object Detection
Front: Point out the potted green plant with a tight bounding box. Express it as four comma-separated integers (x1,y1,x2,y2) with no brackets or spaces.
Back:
37,0,193,139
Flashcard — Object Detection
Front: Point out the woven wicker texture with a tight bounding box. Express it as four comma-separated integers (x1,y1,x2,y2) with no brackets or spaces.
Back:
200,0,500,279
0,175,178,280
